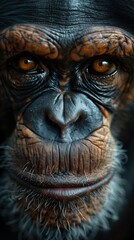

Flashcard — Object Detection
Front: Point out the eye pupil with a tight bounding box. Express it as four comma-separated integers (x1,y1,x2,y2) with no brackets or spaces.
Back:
24,59,30,64
98,60,108,67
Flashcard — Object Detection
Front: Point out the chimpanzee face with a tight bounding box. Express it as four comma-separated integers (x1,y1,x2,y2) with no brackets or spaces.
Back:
0,1,134,240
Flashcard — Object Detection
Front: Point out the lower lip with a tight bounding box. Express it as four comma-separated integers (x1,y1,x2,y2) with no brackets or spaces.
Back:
10,171,113,201
20,172,113,201
42,172,113,200
41,185,101,200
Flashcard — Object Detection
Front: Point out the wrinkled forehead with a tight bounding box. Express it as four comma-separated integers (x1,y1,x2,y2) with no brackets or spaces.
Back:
0,0,134,34
1,0,106,28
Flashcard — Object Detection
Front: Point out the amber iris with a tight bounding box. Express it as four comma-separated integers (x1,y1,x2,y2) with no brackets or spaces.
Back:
18,56,37,71
91,59,116,75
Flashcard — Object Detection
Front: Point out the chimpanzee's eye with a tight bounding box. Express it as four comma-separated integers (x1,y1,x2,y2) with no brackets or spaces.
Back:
9,54,44,74
87,58,117,75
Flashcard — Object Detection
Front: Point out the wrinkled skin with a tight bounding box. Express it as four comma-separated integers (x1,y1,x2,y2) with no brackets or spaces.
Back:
0,0,134,240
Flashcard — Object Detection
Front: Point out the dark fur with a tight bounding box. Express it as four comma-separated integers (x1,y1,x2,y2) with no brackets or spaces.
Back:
0,0,134,33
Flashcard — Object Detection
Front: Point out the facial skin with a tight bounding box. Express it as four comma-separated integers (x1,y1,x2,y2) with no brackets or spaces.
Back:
0,1,134,240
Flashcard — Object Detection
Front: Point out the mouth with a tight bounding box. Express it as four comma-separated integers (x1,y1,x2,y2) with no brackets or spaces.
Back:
9,167,114,201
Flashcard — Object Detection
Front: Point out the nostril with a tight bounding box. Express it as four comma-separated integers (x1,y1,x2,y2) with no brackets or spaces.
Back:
45,114,61,129
75,114,84,125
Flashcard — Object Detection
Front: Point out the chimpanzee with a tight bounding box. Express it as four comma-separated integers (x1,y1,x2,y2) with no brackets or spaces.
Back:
0,0,134,239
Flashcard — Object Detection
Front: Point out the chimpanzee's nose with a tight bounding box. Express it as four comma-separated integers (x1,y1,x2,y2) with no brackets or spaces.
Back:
23,91,102,142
